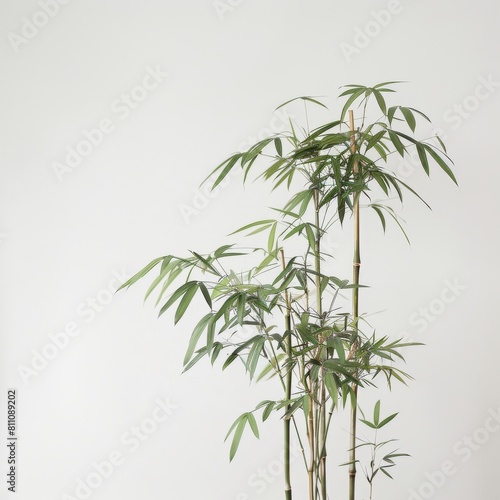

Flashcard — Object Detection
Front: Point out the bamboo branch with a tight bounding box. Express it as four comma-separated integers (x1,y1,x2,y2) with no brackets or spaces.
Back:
313,188,328,500
281,249,293,500
348,110,361,500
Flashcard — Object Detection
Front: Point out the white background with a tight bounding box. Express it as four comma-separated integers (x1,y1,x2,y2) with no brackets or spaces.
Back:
1,1,499,499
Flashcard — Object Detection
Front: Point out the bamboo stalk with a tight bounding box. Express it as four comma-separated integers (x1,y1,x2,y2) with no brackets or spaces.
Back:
348,110,360,500
280,249,293,500
313,189,328,500
308,383,315,500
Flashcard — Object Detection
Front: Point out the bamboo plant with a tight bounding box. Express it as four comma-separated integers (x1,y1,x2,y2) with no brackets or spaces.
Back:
119,82,456,499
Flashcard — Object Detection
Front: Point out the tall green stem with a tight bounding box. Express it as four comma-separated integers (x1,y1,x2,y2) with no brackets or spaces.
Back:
348,110,361,500
313,189,327,500
281,249,293,500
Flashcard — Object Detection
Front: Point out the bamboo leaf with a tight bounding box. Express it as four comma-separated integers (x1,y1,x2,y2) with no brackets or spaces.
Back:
360,419,377,429
275,95,328,111
226,413,248,461
246,336,266,379
365,130,387,152
144,256,174,301
268,222,278,254
400,107,416,132
183,313,213,366
340,88,366,121
262,400,275,421
247,412,260,438
305,224,316,250
324,371,338,402
407,106,431,123
378,412,398,428
416,143,430,176
373,81,403,89
388,130,405,157
117,257,165,291
211,341,223,365
174,282,199,324
304,120,343,142
372,89,387,115
211,154,242,190
237,293,246,325
182,347,208,373
198,282,212,309
381,468,394,479
158,280,198,318
274,137,283,156
371,204,386,232
374,400,381,427
424,144,458,184
230,219,276,236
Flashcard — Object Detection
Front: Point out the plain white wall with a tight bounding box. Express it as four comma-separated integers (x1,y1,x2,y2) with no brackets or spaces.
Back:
1,1,499,499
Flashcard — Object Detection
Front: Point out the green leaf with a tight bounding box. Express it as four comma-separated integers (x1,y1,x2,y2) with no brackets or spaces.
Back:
340,88,366,121
262,401,275,421
144,256,174,301
246,412,260,438
360,418,377,429
174,282,199,324
182,347,208,373
372,89,387,115
237,293,246,325
274,137,283,156
158,280,198,318
191,251,220,275
365,130,387,152
371,204,386,232
231,219,276,236
416,143,430,176
304,120,343,142
381,468,394,479
268,221,278,254
211,154,242,190
117,256,165,291
378,412,398,428
183,313,213,366
387,106,398,125
275,95,328,111
400,107,416,132
374,400,381,427
424,144,458,184
246,336,266,379
211,341,223,365
242,137,274,167
407,106,431,123
198,282,212,309
324,371,338,403
226,413,247,461
373,81,403,89
305,224,316,250
388,130,405,157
